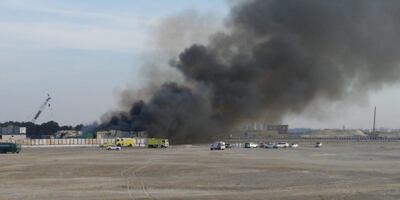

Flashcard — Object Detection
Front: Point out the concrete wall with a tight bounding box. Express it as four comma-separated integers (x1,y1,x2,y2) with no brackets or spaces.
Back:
0,134,26,141
226,136,400,144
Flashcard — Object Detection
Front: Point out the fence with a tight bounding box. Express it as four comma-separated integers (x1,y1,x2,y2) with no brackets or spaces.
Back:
226,136,400,144
0,138,148,147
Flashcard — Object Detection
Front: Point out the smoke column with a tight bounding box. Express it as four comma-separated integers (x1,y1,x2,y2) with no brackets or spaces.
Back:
101,0,400,144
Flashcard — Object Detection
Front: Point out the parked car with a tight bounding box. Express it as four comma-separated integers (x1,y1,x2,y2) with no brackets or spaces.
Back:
264,143,275,149
107,145,122,151
274,142,289,148
290,143,299,148
244,142,258,148
225,143,233,148
259,142,266,148
315,142,323,148
210,141,226,150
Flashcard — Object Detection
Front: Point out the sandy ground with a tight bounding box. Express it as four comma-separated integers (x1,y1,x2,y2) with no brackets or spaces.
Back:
0,143,399,200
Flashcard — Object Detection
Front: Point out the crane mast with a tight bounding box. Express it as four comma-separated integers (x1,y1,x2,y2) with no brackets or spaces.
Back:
32,94,52,123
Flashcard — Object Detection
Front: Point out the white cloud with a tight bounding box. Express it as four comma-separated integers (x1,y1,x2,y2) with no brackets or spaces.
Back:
0,0,162,53
0,21,152,53
0,0,158,27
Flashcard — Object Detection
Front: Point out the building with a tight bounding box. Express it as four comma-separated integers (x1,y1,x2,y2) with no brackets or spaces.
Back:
0,126,27,140
240,122,288,134
229,123,289,138
266,125,288,134
54,130,82,138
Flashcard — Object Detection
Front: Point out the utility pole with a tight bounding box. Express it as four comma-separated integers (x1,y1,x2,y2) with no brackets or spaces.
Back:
372,106,376,134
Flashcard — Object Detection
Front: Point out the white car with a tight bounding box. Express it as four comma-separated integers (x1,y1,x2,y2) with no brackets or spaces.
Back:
107,145,122,151
290,143,299,148
315,142,323,148
274,142,289,148
210,141,226,150
244,142,258,148
264,143,275,149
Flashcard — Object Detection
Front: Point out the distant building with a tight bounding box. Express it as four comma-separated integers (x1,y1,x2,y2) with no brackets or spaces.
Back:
240,122,288,134
288,128,312,135
0,126,27,140
230,123,289,138
54,130,82,138
266,125,288,134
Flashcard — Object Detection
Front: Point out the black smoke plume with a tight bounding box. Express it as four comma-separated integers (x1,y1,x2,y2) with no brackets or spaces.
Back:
101,0,400,144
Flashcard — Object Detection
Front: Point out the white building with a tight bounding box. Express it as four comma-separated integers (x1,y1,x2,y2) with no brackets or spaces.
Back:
0,126,27,140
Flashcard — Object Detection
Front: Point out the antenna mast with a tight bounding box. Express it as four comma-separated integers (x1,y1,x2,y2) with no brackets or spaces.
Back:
372,106,376,133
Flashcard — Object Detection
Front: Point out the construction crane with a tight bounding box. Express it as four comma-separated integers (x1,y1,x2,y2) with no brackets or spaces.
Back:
31,94,52,123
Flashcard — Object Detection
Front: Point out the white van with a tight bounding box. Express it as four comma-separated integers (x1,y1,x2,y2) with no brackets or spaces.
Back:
210,141,226,150
274,142,289,148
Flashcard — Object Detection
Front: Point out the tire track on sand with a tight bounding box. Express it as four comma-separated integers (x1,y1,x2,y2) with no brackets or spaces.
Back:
120,159,155,200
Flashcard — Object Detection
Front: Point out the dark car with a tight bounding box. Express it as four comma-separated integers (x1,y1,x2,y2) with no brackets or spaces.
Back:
0,142,21,154
210,141,226,150
225,143,233,148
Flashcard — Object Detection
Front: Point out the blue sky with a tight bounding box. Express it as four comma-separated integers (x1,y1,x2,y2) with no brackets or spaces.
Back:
1,0,400,129
0,0,228,125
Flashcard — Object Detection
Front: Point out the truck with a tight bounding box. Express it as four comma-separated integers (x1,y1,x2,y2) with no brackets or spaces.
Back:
115,138,135,147
147,138,169,148
0,142,21,154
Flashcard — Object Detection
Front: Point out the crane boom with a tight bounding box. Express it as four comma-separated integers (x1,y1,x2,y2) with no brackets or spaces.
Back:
32,94,51,123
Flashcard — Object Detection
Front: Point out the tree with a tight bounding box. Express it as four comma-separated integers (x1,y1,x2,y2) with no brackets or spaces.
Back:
1,121,87,138
74,124,84,131
39,121,60,136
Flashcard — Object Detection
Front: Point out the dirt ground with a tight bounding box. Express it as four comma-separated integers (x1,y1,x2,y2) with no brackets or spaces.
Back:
0,143,399,200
